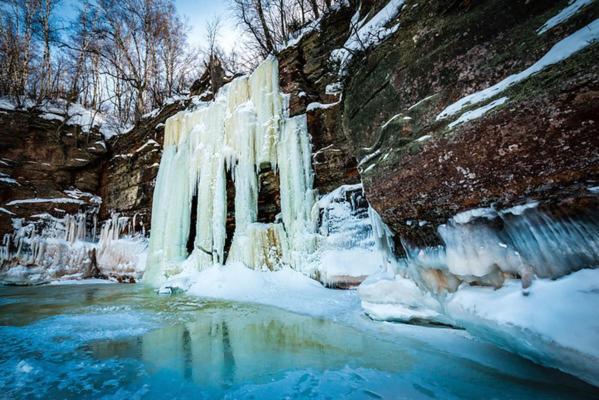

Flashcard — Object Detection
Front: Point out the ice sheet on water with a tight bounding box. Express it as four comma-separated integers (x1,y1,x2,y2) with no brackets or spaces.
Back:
447,268,599,386
0,310,159,399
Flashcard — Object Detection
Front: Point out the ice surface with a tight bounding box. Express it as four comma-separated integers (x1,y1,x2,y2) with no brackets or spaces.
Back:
447,268,599,386
3,284,595,399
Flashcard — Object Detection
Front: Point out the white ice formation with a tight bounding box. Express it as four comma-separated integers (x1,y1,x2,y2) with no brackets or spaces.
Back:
0,210,147,284
401,204,599,292
144,56,319,285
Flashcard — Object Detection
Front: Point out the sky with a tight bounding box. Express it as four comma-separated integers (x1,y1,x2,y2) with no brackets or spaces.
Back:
173,0,242,53
59,0,242,53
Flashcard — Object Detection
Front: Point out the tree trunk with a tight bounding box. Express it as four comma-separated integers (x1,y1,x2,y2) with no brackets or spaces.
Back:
254,0,274,53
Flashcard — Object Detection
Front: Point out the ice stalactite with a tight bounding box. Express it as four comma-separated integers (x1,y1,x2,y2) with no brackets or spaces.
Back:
96,213,148,281
0,210,148,284
145,56,317,286
402,203,599,292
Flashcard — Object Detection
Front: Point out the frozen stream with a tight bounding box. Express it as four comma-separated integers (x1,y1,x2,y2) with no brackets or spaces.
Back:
0,283,597,399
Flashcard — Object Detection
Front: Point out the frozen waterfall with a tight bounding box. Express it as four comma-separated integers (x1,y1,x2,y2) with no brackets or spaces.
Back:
144,56,317,285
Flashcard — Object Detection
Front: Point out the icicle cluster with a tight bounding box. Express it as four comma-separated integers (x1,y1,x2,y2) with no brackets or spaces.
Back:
96,213,148,280
0,212,97,283
0,210,147,284
145,56,317,285
403,204,599,292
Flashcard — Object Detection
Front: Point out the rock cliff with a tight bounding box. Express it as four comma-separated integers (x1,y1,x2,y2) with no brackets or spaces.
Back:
1,0,598,283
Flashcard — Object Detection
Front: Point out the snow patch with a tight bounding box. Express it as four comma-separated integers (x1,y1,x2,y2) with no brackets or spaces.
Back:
6,198,85,206
279,19,321,50
537,0,594,35
437,19,599,120
448,97,508,128
331,0,405,76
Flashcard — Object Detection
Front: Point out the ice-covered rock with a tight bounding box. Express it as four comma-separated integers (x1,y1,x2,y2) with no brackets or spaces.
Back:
358,273,451,325
446,268,599,386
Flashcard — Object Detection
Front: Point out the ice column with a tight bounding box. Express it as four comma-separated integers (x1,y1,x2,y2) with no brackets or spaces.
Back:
145,56,317,286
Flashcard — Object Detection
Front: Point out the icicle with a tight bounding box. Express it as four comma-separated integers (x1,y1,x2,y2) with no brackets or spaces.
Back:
145,56,319,286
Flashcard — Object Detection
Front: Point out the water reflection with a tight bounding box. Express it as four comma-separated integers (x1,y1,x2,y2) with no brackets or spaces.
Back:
1,284,598,399
90,303,411,390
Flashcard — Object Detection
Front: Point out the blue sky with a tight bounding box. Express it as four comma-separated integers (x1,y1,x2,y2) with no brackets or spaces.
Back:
174,0,241,51
58,0,241,52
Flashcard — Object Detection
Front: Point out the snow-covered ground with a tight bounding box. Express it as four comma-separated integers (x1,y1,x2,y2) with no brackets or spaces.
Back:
162,262,359,319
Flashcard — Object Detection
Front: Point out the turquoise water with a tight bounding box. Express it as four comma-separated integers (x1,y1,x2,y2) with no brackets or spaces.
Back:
0,284,597,399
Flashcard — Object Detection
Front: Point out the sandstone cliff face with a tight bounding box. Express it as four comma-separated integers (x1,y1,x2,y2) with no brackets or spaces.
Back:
0,107,107,237
278,4,361,195
340,0,599,248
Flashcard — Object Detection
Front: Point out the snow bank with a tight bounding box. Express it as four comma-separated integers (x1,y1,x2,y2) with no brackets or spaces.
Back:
161,262,359,318
358,273,450,324
447,268,599,386
437,19,599,120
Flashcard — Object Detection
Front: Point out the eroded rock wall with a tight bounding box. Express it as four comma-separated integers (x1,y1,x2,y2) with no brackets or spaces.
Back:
0,109,106,236
341,0,599,248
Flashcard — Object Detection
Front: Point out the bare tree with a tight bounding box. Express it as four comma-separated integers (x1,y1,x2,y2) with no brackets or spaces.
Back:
35,0,61,100
0,0,39,101
229,0,342,62
67,0,199,123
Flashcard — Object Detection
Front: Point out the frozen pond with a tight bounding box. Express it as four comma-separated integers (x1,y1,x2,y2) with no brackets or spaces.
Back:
0,284,597,399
